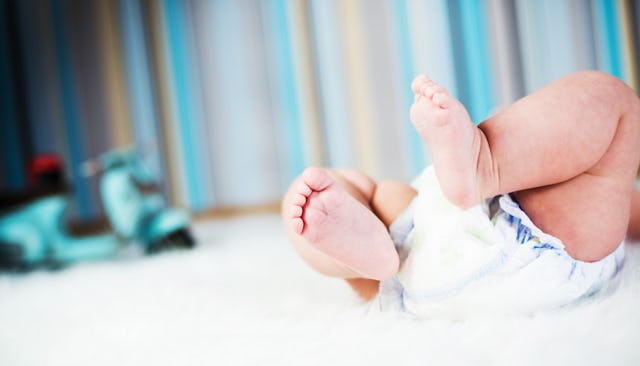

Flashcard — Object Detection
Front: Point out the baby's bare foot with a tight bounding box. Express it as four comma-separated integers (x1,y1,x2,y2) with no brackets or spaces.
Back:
287,168,398,280
410,75,485,208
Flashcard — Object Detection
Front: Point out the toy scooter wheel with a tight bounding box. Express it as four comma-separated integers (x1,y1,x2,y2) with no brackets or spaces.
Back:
0,242,28,270
147,228,195,254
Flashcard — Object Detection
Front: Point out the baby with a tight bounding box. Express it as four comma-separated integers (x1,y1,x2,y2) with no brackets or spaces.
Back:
282,71,640,305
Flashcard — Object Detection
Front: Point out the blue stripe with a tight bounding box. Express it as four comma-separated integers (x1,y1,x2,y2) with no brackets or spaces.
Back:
120,0,165,181
541,0,574,80
162,0,202,209
0,1,25,189
16,1,56,155
51,0,91,217
594,0,623,78
392,0,424,175
309,0,354,169
447,1,470,117
267,0,304,178
459,0,494,123
206,1,278,205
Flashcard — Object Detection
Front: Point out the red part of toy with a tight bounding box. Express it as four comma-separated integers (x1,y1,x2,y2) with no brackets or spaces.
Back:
28,154,65,188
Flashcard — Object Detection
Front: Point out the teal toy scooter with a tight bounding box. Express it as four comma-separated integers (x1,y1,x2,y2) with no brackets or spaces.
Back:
82,147,194,253
0,149,194,270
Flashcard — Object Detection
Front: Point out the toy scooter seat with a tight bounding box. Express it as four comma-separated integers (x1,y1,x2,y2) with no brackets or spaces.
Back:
0,186,68,212
1,154,69,212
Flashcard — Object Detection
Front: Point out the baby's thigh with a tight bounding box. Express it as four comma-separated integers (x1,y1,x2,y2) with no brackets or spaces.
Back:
371,181,417,228
514,173,631,262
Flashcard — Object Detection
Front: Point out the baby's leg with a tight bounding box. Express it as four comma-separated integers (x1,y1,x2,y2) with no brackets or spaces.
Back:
411,71,640,261
345,179,418,300
282,168,399,280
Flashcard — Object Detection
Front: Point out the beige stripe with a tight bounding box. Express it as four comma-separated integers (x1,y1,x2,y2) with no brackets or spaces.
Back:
145,0,186,206
620,1,640,176
286,0,325,167
618,0,638,92
338,0,378,177
96,0,132,148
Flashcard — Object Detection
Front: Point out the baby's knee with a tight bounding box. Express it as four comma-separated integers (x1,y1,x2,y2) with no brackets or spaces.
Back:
375,181,417,202
372,181,417,227
570,70,619,86
330,168,377,199
571,71,636,102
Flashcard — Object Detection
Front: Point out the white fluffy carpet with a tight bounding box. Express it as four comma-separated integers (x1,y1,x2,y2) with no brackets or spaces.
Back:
1,214,639,365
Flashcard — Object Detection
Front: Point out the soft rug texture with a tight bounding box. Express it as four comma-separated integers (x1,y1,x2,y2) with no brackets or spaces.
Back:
1,214,639,365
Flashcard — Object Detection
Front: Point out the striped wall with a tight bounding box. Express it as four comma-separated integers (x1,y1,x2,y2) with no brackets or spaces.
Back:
1,0,639,219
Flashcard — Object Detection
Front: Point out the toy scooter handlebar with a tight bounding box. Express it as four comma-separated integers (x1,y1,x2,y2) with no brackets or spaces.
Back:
80,160,100,177
81,144,159,178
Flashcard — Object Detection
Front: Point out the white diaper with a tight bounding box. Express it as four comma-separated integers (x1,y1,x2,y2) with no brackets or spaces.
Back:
378,166,625,318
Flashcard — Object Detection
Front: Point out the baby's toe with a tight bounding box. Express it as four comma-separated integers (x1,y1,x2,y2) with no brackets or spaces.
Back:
411,75,429,93
302,167,333,192
432,92,451,108
424,84,446,99
297,181,312,196
289,204,303,218
291,217,304,234
292,192,306,206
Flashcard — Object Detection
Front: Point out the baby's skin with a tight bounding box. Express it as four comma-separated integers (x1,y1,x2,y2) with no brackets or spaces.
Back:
285,76,490,280
283,71,640,297
287,168,398,280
